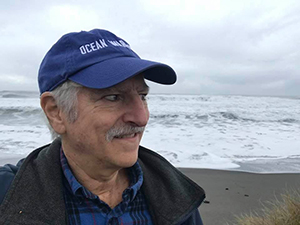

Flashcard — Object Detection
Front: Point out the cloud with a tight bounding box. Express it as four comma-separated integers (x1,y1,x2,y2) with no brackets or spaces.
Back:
0,0,299,96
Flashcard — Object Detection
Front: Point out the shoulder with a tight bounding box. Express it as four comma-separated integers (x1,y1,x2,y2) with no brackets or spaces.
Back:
0,159,24,204
0,139,58,205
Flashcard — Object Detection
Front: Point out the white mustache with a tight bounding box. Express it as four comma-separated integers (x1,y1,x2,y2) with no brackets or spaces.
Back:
106,125,145,142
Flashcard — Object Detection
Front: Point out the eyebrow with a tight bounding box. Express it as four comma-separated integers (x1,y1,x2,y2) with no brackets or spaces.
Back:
105,83,150,93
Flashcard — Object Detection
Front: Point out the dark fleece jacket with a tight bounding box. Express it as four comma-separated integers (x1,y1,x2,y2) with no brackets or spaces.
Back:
0,139,205,225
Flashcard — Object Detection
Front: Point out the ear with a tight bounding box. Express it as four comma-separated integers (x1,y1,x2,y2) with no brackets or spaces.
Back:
40,92,66,134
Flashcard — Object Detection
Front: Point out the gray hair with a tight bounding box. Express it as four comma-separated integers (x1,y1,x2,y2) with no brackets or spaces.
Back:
43,80,82,140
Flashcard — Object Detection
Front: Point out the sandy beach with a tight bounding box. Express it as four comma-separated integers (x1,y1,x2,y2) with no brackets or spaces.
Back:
180,168,300,225
1,156,300,225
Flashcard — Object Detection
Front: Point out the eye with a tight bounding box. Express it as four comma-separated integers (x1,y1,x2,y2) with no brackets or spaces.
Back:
104,95,120,101
140,94,148,101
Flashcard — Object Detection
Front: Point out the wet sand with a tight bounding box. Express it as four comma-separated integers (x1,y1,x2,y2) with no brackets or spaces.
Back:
180,168,300,225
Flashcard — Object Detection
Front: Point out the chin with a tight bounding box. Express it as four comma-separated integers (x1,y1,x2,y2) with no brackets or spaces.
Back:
123,161,138,169
109,140,140,168
119,150,139,168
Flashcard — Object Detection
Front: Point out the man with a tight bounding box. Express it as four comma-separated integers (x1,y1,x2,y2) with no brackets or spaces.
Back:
0,29,205,225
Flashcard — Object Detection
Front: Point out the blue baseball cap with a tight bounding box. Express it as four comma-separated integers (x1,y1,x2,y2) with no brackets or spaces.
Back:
38,29,177,94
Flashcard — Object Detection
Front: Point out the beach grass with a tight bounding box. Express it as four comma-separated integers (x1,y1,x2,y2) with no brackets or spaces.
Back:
233,188,300,225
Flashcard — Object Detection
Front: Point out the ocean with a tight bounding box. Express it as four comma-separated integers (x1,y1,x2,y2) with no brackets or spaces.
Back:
1,90,299,173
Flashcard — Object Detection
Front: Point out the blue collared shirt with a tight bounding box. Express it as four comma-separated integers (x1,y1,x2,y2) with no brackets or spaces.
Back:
60,149,153,225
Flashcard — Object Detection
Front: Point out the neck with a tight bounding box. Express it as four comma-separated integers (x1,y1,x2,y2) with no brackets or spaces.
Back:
63,149,130,209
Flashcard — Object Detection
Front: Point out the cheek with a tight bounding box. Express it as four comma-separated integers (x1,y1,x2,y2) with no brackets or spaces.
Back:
71,124,107,153
146,108,150,121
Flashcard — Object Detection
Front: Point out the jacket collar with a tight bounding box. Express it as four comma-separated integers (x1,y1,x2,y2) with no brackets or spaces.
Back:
138,146,205,225
0,139,205,225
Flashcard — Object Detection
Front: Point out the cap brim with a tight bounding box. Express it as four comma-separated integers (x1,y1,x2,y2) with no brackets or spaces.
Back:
68,57,177,89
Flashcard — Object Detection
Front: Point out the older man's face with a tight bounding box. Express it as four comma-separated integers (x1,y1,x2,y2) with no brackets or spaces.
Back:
61,74,149,170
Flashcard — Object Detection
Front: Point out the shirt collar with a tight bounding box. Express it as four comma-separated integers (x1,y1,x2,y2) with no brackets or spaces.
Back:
60,147,143,201
124,160,144,202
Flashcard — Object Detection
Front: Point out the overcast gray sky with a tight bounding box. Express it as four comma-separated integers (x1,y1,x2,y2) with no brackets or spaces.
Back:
1,0,299,96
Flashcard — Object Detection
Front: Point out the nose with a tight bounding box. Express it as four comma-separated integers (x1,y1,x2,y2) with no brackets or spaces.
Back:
123,95,149,127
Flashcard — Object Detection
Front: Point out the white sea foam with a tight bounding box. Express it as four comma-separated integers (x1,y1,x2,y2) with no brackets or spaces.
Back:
0,91,299,172
141,94,300,171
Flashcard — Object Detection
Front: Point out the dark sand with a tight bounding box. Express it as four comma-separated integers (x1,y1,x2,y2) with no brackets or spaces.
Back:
1,156,300,225
180,168,300,225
